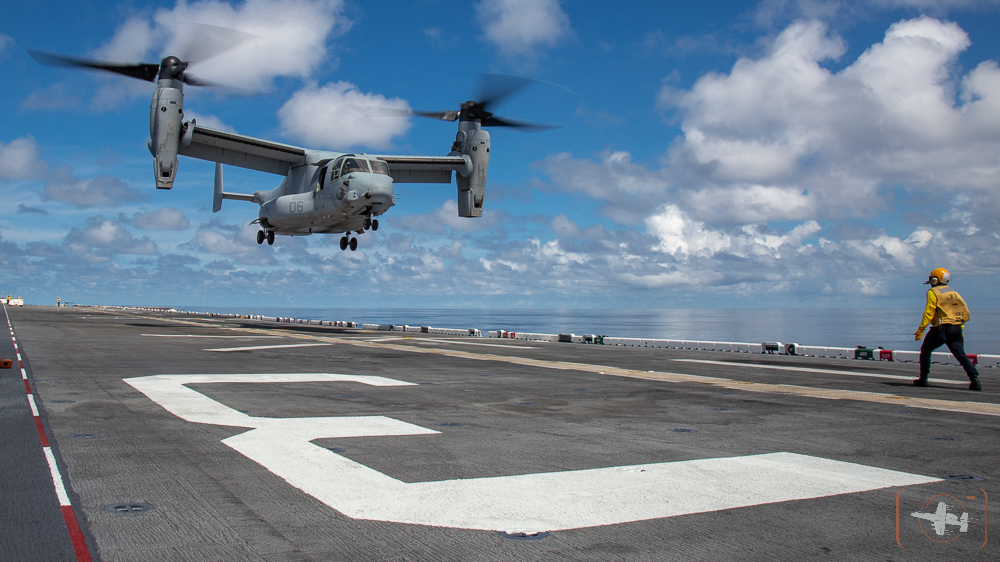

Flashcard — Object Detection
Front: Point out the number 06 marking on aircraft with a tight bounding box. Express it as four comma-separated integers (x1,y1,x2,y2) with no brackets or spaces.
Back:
124,374,940,533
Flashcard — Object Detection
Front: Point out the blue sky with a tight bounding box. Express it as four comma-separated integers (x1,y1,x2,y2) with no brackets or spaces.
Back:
1,0,999,309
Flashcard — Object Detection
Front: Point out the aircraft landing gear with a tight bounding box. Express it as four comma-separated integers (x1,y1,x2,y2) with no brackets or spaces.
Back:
363,217,379,232
258,229,275,245
349,237,358,251
340,236,348,251
340,234,358,251
371,218,379,231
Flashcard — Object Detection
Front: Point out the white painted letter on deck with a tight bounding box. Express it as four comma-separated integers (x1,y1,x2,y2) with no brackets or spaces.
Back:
124,373,940,532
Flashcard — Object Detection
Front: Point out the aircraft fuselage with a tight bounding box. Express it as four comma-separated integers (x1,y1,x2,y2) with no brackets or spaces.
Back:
258,154,395,236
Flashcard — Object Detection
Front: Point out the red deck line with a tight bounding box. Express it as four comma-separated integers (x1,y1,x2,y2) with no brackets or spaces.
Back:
5,305,93,562
61,506,93,562
34,417,50,448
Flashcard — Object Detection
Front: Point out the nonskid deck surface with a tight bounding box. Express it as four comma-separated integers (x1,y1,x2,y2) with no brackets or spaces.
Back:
3,305,997,561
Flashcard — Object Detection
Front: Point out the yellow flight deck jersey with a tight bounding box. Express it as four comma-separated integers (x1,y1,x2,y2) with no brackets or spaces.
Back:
919,285,971,330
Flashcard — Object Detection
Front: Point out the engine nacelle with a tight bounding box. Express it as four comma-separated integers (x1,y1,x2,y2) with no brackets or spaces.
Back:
454,126,490,218
149,84,184,189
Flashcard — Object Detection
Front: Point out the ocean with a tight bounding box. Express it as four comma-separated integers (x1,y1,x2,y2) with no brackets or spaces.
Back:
182,307,1000,356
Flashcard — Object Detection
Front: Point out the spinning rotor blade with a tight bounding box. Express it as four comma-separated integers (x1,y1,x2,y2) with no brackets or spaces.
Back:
480,115,557,131
409,73,558,131
27,50,160,82
348,105,419,120
176,23,258,65
476,73,535,113
180,73,228,88
413,109,459,122
29,24,259,89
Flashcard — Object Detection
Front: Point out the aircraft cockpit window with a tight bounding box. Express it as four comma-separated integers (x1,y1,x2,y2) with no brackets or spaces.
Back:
342,158,370,175
369,160,390,176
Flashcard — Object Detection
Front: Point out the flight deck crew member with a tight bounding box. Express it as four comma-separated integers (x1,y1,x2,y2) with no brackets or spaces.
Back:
912,267,981,391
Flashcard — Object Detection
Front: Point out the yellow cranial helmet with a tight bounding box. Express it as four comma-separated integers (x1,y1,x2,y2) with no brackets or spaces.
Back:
924,267,951,286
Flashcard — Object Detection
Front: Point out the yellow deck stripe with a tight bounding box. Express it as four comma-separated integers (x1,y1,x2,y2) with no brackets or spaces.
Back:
134,313,1000,417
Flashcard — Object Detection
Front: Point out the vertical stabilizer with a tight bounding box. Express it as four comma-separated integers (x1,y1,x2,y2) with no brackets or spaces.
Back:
213,163,223,212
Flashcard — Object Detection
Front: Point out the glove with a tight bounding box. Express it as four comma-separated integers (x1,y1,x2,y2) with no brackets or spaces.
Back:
914,329,925,341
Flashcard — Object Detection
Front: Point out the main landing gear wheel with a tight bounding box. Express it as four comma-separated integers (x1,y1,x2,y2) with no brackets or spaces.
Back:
349,237,358,251
363,217,371,230
371,218,379,231
266,230,275,245
340,236,348,251
256,230,265,245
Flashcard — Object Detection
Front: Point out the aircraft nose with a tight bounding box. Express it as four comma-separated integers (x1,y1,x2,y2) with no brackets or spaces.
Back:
361,176,393,201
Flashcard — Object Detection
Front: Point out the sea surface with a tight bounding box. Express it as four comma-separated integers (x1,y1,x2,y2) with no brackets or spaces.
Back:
183,307,1000,356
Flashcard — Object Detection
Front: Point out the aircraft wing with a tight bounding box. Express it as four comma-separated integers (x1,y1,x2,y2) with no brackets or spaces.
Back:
372,155,468,184
178,123,307,176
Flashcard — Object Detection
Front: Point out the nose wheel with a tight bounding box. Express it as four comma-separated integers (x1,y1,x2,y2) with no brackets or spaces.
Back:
258,230,275,245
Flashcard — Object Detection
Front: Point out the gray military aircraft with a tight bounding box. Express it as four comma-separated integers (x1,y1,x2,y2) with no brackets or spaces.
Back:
30,46,547,250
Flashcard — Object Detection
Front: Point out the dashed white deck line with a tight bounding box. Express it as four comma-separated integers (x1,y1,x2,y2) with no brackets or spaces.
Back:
338,336,534,349
43,448,72,506
74,316,130,319
674,359,967,386
204,343,333,352
142,334,284,339
348,337,407,342
126,373,940,533
408,338,536,349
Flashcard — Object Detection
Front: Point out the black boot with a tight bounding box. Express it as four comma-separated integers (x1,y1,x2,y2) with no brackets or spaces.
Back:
913,377,929,387
970,377,982,391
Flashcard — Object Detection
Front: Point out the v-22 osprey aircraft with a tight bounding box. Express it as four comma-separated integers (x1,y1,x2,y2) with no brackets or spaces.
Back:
31,48,547,250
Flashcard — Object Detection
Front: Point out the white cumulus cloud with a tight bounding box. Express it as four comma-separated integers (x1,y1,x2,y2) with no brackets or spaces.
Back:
183,221,278,265
646,205,731,257
42,168,148,207
476,0,572,58
277,82,411,149
524,16,1000,299
538,151,671,224
0,137,47,180
393,200,500,235
182,111,234,132
123,208,191,230
68,219,159,255
658,17,1000,224
88,0,349,107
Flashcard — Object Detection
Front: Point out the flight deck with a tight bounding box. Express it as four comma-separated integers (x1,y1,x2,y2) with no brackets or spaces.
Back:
2,305,997,560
